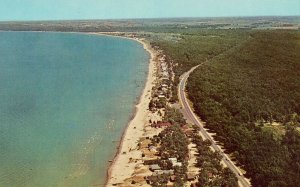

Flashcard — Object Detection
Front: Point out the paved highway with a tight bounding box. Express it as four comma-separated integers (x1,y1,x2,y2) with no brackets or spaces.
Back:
178,65,251,187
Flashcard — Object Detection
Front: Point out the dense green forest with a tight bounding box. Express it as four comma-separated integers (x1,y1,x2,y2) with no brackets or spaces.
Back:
154,30,300,186
151,30,249,101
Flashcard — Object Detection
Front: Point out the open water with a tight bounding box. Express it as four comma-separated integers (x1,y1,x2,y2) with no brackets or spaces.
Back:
0,32,149,187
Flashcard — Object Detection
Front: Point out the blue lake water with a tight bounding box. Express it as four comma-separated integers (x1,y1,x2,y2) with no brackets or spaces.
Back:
0,32,149,187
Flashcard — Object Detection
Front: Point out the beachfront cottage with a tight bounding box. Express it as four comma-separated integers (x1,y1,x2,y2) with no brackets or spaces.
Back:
149,164,161,171
149,145,157,152
151,122,172,128
168,158,177,162
170,175,176,182
168,157,183,167
182,125,194,137
143,159,159,165
158,95,165,99
145,176,158,184
187,173,196,181
162,170,174,175
173,162,182,167
152,170,174,176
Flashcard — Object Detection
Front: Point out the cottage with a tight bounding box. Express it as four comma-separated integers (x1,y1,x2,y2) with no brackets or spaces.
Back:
170,175,176,182
162,87,168,92
182,125,194,136
162,170,174,175
158,95,165,99
168,157,177,162
173,162,182,167
162,72,169,77
145,176,158,184
149,145,157,152
143,159,159,165
187,173,196,181
168,157,183,167
149,164,161,171
153,170,174,176
151,122,172,128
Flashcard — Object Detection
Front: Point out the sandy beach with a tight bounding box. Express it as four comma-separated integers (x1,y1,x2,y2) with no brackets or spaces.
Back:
96,33,157,186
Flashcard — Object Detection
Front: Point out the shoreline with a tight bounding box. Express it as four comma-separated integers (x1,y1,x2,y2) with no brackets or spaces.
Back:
93,33,157,186
0,30,157,186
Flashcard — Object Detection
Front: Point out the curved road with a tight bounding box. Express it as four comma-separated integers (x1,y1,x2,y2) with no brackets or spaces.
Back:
178,65,251,187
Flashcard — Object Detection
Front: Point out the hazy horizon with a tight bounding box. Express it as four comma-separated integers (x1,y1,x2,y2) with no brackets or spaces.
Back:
1,0,299,21
0,15,299,23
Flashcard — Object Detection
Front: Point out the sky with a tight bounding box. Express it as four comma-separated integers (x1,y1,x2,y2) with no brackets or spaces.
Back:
0,0,299,21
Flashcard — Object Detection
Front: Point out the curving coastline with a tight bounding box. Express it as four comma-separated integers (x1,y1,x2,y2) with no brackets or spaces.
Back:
0,31,153,187
92,33,158,186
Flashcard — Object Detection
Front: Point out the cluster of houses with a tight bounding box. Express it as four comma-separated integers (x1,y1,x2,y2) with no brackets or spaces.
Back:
158,55,170,98
139,122,199,185
151,121,172,128
149,164,174,175
133,43,199,185
157,55,170,99
146,157,183,173
148,52,173,112
144,158,197,185
157,83,169,99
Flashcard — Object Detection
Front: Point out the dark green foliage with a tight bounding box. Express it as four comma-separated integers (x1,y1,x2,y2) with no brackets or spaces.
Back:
188,31,300,125
151,30,251,122
282,127,300,186
158,125,189,162
163,106,186,126
148,174,169,187
185,31,300,186
149,98,167,110
154,29,300,186
152,30,249,83
150,121,189,186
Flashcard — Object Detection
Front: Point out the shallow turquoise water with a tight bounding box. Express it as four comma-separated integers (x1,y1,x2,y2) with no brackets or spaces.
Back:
0,32,149,187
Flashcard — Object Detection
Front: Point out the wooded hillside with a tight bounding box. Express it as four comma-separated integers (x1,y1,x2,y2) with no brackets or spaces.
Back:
155,30,300,186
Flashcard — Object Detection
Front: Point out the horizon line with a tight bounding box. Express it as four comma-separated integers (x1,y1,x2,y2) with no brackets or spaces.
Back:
1,15,299,23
